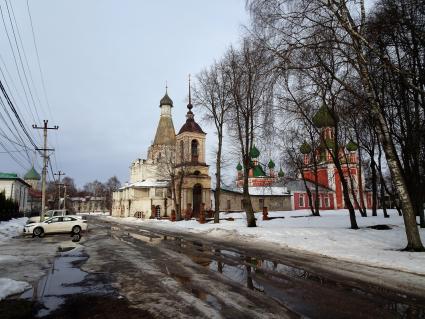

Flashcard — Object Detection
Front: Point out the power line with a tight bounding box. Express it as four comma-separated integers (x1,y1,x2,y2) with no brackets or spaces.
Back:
26,0,53,121
0,2,39,132
3,0,41,123
0,78,38,149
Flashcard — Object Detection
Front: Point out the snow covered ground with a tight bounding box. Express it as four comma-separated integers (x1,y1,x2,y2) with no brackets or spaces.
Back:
0,217,27,241
0,218,32,300
0,278,31,301
107,209,425,275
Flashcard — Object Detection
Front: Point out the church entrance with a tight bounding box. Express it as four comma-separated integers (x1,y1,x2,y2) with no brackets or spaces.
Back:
192,184,202,217
155,205,161,219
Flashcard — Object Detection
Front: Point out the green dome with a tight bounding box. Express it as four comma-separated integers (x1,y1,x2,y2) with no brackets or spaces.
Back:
312,105,336,128
324,138,336,149
278,168,285,177
253,165,266,177
346,141,358,152
249,145,260,158
236,162,243,171
300,141,312,154
24,166,41,180
160,92,173,107
268,159,275,169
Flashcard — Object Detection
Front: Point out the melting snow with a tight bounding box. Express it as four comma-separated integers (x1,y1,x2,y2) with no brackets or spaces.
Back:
108,209,425,275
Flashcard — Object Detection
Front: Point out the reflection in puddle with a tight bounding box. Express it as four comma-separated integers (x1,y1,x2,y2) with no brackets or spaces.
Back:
21,247,87,317
20,246,113,317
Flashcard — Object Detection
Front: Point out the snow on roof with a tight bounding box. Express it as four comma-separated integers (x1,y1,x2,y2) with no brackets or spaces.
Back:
120,179,169,190
246,186,289,196
286,179,333,192
220,186,290,196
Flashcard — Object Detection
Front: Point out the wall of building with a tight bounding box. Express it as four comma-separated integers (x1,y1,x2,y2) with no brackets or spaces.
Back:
217,191,292,212
0,180,29,212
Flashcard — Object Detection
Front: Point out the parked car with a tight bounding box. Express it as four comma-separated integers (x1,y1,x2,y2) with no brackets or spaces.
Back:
23,216,88,237
27,210,82,224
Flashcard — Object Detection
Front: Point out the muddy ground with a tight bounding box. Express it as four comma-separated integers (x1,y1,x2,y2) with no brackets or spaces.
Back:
1,217,425,318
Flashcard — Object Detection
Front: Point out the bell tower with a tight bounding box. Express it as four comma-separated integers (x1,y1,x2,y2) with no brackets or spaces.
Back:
175,76,211,216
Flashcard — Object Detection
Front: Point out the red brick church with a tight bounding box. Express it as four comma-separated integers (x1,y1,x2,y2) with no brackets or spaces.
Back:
296,105,373,210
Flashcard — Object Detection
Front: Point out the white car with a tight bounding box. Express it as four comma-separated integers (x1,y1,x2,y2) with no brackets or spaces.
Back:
24,216,88,237
27,209,81,224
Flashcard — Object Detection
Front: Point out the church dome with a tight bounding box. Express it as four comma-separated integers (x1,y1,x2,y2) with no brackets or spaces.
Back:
236,162,243,171
346,141,358,152
160,93,173,107
249,145,260,159
178,114,205,134
312,105,336,128
300,141,312,154
24,166,41,180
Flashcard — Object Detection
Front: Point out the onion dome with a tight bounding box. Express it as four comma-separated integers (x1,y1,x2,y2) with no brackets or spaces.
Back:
24,166,41,180
268,159,275,169
346,141,358,152
236,162,243,171
312,105,336,128
253,165,267,177
249,145,260,158
324,138,336,149
278,168,285,177
160,93,173,107
300,141,312,154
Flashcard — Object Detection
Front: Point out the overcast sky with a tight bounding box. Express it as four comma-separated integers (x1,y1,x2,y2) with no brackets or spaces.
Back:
0,0,249,187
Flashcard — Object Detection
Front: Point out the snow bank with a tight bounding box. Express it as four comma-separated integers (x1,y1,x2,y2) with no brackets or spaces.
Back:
0,218,27,242
0,278,31,300
108,210,425,275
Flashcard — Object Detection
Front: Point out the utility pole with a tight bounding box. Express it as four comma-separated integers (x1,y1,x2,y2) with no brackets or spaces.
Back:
54,171,65,209
63,184,68,210
33,120,59,221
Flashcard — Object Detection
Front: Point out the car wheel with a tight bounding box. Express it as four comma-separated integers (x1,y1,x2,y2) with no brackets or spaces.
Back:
72,226,81,234
33,227,44,237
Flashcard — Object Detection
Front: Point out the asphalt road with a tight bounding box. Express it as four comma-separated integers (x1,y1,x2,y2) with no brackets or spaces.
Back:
3,216,425,319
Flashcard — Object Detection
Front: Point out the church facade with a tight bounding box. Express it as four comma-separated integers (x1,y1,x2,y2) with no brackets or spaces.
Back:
112,86,211,218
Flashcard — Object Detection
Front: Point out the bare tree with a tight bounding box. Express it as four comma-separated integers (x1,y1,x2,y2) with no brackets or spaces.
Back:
194,61,232,223
248,0,424,250
224,40,273,227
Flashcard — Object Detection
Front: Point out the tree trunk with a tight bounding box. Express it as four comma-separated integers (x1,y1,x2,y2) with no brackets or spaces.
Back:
214,135,223,224
380,176,389,218
243,155,256,227
371,158,378,217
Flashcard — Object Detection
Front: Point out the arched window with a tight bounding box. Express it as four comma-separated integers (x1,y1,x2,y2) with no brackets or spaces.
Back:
191,140,199,162
180,140,184,163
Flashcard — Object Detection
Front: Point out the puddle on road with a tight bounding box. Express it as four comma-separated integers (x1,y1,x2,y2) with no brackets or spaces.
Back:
20,246,114,317
116,227,425,319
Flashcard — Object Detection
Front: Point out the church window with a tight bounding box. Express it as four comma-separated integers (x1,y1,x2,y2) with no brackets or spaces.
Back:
180,141,184,162
299,195,304,207
191,140,199,162
227,200,231,210
194,170,200,175
324,196,330,208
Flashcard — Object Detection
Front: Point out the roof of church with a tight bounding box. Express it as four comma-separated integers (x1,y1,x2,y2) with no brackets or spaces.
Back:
153,116,176,145
24,166,41,180
178,77,205,135
178,112,205,134
160,93,173,107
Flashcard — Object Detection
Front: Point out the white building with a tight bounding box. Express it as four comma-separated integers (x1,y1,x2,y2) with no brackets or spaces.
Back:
0,172,30,213
112,86,211,219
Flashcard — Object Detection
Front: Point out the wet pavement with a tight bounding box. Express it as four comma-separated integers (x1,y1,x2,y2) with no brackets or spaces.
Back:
3,217,425,318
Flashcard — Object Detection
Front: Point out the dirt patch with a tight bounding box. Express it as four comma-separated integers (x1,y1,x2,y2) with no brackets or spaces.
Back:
367,225,392,230
43,295,154,319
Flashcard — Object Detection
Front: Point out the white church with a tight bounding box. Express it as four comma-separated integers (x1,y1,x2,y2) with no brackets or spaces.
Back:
112,84,212,219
